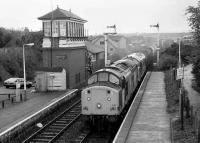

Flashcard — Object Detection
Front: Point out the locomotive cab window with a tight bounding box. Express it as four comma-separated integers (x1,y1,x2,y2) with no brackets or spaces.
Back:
109,74,119,85
88,74,97,84
98,72,108,82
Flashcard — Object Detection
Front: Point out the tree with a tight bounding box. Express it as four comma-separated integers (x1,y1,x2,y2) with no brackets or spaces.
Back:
186,1,200,88
0,28,11,48
186,1,200,46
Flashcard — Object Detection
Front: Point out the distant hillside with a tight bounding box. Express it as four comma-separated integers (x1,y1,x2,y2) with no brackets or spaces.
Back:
123,32,192,39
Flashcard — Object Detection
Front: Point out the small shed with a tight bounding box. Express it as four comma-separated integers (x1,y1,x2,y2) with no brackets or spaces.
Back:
35,67,66,91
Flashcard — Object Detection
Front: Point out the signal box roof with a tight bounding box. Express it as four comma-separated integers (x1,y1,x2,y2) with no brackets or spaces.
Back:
38,7,87,23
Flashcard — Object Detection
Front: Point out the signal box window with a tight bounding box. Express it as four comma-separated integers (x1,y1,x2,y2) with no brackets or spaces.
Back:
43,22,51,36
60,21,66,36
52,21,59,37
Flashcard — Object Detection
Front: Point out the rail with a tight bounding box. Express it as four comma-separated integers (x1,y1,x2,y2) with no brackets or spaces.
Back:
23,100,81,143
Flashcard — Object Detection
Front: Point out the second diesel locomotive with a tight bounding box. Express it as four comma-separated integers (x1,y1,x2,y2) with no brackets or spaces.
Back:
81,52,146,122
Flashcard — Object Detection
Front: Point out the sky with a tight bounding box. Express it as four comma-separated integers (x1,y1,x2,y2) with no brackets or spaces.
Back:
0,0,197,34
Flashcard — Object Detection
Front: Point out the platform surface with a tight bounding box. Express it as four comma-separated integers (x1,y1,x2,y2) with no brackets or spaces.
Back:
125,72,170,143
0,89,71,133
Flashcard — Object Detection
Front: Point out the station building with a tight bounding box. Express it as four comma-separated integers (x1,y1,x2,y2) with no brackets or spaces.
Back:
35,7,88,91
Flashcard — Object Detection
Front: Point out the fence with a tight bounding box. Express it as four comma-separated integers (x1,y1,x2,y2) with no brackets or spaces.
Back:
193,107,200,143
0,93,23,109
169,68,196,142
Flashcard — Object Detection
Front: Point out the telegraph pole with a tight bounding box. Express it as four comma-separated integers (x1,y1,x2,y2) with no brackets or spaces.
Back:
178,38,184,130
104,25,117,67
150,23,160,67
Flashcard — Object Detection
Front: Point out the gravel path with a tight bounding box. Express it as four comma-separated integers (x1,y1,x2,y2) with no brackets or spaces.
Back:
183,64,200,111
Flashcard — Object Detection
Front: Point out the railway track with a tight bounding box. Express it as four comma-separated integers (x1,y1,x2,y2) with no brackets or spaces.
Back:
23,100,81,143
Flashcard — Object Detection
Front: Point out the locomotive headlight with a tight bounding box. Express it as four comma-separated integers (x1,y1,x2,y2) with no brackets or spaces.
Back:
97,103,101,109
107,97,111,101
87,97,91,101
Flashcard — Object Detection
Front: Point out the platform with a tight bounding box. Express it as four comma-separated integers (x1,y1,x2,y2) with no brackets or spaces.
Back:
113,72,171,143
0,89,77,141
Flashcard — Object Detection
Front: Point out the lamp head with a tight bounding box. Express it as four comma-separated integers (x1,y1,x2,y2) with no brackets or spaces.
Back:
24,43,34,46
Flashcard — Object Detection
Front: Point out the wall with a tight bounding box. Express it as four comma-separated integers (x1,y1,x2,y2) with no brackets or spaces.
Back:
42,47,87,88
93,36,116,55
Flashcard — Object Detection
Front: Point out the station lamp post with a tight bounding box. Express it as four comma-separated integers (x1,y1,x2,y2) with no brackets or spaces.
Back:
23,43,34,100
104,25,117,67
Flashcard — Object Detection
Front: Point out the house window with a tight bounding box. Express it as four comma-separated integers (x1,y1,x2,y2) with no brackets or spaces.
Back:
60,21,66,36
52,21,59,37
75,73,81,84
43,21,51,36
100,41,105,45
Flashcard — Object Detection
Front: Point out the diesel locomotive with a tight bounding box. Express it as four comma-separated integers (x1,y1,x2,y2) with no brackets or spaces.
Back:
81,52,147,122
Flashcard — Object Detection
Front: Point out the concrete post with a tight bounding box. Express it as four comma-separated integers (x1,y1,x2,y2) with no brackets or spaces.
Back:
15,80,21,102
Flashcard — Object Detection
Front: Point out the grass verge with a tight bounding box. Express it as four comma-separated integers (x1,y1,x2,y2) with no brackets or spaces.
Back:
165,70,195,143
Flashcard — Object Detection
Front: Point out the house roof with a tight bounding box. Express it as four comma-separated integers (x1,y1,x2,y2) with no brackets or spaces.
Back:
38,7,87,23
109,35,123,42
91,35,103,44
91,35,126,43
36,67,64,72
85,41,104,54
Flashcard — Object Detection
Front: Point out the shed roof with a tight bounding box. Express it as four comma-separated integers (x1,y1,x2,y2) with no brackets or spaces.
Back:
36,67,64,72
38,7,87,23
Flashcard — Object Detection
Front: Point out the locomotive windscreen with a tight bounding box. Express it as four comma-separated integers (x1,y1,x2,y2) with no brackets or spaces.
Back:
88,72,120,85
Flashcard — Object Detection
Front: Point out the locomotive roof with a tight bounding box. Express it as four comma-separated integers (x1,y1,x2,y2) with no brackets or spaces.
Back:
96,59,135,78
127,52,146,62
96,68,123,78
104,66,124,73
123,57,140,65
114,59,137,67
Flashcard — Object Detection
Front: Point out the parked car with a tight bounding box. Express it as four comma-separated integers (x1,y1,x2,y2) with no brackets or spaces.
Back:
3,78,32,88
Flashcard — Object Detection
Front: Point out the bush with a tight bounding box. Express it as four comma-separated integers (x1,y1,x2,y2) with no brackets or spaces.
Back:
160,55,178,70
192,55,200,87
